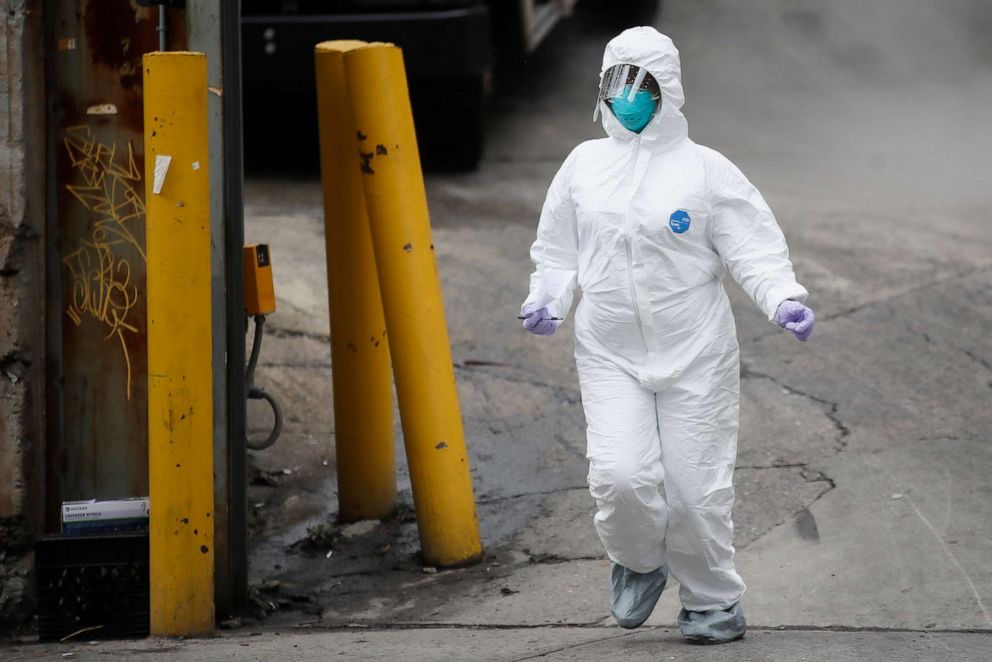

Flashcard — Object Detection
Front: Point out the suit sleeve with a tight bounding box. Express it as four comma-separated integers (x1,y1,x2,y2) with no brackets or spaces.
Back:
521,149,580,320
708,153,808,320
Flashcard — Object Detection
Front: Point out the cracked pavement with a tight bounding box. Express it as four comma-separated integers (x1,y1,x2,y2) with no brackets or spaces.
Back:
5,1,991,660
12,1,983,659
3,1,992,660
233,0,992,643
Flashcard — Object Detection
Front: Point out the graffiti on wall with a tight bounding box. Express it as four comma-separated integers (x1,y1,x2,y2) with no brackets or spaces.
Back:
62,126,146,400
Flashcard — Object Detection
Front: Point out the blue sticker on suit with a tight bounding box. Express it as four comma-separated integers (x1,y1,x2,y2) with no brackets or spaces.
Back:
669,209,691,234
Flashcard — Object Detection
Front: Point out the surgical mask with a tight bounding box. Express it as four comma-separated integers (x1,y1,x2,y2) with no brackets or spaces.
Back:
608,85,659,133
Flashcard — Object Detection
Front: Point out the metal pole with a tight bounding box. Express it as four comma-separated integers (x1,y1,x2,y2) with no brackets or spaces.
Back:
220,0,248,615
344,43,482,568
157,6,166,51
315,41,397,522
144,51,215,636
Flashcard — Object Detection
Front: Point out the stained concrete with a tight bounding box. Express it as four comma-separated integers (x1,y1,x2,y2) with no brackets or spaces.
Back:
231,0,992,643
6,628,992,661
7,0,990,656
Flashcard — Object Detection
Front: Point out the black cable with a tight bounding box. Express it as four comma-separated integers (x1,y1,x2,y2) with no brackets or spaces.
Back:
245,314,283,451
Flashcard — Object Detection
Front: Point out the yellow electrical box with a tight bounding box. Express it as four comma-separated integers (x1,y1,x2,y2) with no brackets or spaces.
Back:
244,244,276,315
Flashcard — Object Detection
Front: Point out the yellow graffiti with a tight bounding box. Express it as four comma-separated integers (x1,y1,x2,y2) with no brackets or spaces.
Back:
62,126,146,400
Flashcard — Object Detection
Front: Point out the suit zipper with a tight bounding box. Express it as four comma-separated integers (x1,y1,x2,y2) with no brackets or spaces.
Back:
624,138,649,353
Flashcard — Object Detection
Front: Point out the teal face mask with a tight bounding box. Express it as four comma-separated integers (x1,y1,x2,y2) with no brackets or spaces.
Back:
609,84,659,133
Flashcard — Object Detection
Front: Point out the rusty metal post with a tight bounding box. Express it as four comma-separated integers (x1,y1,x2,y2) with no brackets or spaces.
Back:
143,51,215,636
315,40,397,522
344,43,482,567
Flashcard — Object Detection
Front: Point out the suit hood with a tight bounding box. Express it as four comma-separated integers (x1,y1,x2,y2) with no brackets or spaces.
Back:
598,27,688,150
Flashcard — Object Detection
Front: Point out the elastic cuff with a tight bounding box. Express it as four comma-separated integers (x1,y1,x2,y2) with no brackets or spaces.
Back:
763,284,809,321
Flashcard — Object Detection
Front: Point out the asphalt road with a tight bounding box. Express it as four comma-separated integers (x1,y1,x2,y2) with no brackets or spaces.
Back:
79,0,988,658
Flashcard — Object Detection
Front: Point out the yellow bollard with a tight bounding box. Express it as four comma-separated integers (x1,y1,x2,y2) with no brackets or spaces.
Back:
315,40,397,522
344,43,482,567
144,51,215,635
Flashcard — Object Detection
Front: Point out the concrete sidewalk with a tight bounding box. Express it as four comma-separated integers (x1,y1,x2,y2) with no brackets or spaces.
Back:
5,627,991,661
7,0,991,659
231,0,992,644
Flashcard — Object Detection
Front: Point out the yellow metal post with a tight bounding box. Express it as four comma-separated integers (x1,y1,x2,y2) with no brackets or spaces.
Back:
143,51,215,635
344,43,482,567
315,41,397,522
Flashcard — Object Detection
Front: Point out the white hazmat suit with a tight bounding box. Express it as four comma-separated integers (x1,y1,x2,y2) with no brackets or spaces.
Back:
522,27,808,613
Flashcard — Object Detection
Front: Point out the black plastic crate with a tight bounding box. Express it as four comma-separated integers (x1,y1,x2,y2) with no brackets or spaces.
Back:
36,532,150,641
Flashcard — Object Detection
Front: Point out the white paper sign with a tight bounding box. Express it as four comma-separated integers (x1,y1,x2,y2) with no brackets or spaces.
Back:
152,154,172,195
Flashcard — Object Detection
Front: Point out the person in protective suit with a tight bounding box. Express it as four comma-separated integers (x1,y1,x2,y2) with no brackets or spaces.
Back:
520,27,815,645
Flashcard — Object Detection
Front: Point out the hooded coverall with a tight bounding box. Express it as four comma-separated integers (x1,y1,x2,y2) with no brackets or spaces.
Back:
521,27,808,612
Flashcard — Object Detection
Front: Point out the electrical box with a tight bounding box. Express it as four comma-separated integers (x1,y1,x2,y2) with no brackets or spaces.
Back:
243,244,276,315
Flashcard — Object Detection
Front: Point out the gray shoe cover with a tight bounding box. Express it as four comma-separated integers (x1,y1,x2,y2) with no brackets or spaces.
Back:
609,563,668,629
677,602,747,644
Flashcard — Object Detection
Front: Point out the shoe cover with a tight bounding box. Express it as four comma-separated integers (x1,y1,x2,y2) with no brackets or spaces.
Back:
677,602,746,644
610,562,668,629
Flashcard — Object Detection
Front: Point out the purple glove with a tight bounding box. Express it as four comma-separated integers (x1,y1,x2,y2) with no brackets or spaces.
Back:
774,300,815,342
521,306,560,337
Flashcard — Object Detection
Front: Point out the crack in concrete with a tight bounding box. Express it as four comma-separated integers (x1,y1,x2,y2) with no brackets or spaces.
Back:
961,348,992,374
736,462,838,502
295,621,627,632
742,366,851,453
798,469,838,512
299,567,422,582
735,465,836,551
747,624,992,634
553,432,586,461
477,485,588,506
736,462,838,492
904,323,992,374
255,321,885,621
455,364,582,403
457,365,588,463
276,620,992,635
800,467,836,487
819,265,992,323
464,361,849,555
748,265,992,344
265,326,332,343
737,462,814,470
736,367,848,546
918,433,981,443
508,629,640,661
523,552,604,565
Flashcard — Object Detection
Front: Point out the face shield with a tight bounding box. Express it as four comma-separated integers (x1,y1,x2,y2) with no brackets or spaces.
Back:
593,63,662,122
